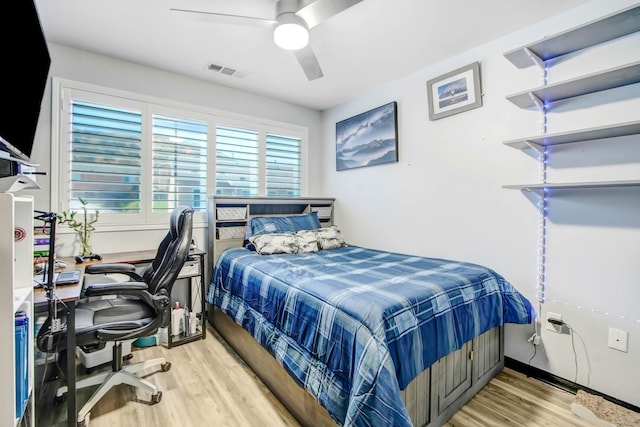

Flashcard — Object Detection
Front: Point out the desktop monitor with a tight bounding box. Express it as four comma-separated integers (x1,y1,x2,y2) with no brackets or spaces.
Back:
0,0,51,162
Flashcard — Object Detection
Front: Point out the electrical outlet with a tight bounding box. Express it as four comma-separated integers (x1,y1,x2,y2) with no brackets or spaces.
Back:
608,328,628,352
546,312,563,333
528,332,541,345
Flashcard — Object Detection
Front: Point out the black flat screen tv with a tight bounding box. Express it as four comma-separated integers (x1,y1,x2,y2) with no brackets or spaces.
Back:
0,0,51,163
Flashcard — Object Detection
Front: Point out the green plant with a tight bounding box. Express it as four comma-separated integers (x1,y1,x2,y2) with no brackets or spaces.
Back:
58,198,99,256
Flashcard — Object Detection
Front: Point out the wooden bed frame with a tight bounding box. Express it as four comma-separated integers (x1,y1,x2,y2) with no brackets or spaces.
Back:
206,196,505,426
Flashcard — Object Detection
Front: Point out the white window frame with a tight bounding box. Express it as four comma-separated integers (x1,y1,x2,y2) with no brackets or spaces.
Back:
51,78,309,232
214,116,308,197
147,104,214,226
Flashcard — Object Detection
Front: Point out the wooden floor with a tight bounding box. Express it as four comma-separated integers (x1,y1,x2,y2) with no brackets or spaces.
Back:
37,323,595,427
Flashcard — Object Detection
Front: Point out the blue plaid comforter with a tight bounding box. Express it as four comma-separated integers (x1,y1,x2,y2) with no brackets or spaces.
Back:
207,246,535,426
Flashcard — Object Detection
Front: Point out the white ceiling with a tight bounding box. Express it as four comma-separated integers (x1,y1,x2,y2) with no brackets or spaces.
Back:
35,0,589,111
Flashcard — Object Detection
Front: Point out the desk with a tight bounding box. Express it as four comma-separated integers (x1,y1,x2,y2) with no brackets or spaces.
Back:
34,248,206,427
34,281,81,427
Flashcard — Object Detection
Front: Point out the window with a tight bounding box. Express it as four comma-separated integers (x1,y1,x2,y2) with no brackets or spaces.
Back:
266,133,301,197
54,79,308,228
152,114,208,212
215,125,259,196
214,125,303,197
68,100,143,213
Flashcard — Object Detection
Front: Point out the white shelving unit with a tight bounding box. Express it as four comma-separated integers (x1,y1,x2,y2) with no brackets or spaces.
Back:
501,5,640,309
503,120,640,151
0,193,35,427
0,175,40,193
503,180,640,195
503,5,640,193
504,4,640,68
505,60,640,109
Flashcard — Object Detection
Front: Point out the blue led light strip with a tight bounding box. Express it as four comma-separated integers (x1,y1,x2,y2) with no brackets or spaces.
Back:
537,63,548,305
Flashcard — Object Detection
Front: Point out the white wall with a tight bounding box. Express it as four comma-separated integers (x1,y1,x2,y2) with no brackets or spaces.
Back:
28,44,323,256
320,0,640,407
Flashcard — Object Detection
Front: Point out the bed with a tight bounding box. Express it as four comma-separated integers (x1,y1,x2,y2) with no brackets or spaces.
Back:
206,196,535,427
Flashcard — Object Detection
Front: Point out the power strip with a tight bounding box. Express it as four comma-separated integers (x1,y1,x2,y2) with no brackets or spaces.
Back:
51,318,62,332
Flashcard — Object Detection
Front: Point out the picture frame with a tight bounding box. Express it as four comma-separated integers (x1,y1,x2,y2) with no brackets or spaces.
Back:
426,62,482,120
336,101,398,171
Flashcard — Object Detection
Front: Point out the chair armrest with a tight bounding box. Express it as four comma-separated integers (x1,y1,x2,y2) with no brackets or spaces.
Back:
84,263,143,281
97,316,165,342
83,282,168,316
84,281,149,297
85,263,136,274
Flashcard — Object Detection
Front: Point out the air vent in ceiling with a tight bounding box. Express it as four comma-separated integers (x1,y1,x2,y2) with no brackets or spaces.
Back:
206,62,246,79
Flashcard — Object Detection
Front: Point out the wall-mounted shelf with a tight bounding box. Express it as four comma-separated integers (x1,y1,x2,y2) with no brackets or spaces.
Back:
504,120,640,151
506,61,640,108
504,4,640,68
503,180,640,194
0,175,40,193
503,5,640,312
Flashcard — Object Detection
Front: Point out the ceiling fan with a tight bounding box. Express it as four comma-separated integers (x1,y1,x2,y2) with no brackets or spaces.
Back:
170,0,363,81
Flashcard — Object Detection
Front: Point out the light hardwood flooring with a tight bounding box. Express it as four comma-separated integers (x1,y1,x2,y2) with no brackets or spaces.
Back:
37,323,594,427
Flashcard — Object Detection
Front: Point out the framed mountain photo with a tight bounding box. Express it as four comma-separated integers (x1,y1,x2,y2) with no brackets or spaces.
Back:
426,62,482,120
336,101,398,171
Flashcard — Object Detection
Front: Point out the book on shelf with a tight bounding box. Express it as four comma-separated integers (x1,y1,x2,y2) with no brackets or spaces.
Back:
33,226,51,259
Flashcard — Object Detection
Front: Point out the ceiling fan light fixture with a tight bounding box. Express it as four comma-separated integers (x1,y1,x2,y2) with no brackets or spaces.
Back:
273,13,309,50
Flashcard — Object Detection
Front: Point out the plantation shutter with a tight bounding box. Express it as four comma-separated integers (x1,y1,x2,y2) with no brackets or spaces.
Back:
266,133,301,196
69,100,142,213
152,114,208,212
215,124,259,196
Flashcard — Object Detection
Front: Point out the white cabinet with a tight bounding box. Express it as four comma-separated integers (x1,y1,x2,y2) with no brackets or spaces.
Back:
503,4,640,192
0,193,34,427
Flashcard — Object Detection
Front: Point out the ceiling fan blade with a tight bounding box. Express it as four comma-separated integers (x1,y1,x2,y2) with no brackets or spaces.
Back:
294,45,324,81
170,8,276,28
295,0,364,29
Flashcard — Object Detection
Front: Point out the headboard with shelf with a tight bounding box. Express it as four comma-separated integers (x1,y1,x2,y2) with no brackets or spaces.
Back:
206,196,335,284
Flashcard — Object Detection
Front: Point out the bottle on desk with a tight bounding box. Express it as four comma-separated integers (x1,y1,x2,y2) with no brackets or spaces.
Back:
189,311,197,335
171,302,184,337
157,326,168,346
183,307,190,337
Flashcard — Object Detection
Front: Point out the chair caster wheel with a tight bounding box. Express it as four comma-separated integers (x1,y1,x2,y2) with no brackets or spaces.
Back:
77,414,90,426
124,353,134,361
54,394,66,405
161,362,171,372
151,391,162,404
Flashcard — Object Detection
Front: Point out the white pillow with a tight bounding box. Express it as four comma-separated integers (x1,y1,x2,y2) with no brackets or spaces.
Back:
249,233,300,255
248,226,346,255
314,226,346,250
295,229,319,253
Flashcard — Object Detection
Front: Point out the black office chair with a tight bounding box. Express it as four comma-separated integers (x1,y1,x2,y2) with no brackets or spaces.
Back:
37,206,194,426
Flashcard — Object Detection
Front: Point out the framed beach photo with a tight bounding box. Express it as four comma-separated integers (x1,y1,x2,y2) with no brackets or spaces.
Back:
335,101,398,171
426,62,482,120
